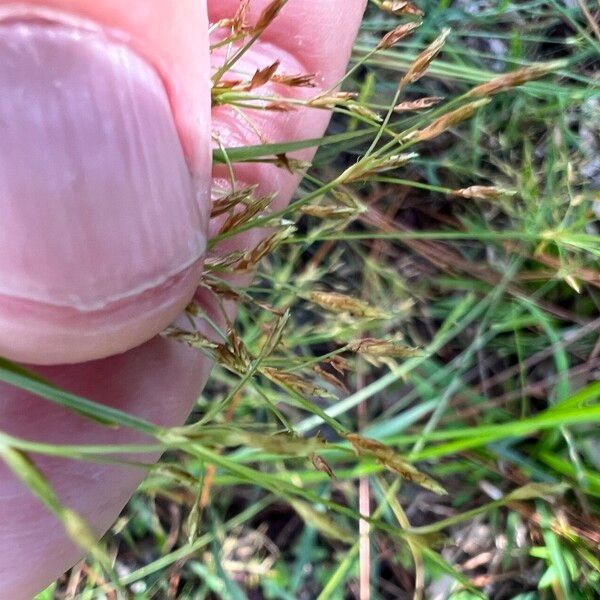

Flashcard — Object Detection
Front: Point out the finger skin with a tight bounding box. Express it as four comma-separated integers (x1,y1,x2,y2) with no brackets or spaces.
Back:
210,0,367,254
208,0,366,79
0,0,212,364
0,338,212,600
0,0,211,170
0,1,365,597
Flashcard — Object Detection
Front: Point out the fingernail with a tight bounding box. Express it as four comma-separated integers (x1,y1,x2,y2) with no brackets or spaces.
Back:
0,22,206,311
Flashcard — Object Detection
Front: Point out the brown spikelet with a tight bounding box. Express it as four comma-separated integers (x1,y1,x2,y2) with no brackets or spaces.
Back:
314,365,348,392
235,226,296,271
232,0,251,34
262,367,336,399
280,156,311,173
163,328,219,352
394,96,444,112
451,186,516,200
214,0,251,35
466,62,562,98
381,0,424,16
307,291,383,318
377,21,421,50
218,194,275,235
221,327,253,374
204,251,245,272
400,28,450,88
348,338,421,359
347,102,382,122
271,72,317,87
264,101,297,112
212,78,244,91
201,278,285,315
184,299,204,319
342,153,417,182
211,186,257,218
346,434,447,495
308,92,357,109
249,61,280,90
300,204,360,219
310,454,336,479
201,281,244,304
275,153,294,173
330,189,358,207
166,327,252,375
406,99,489,142
326,355,351,375
254,0,287,34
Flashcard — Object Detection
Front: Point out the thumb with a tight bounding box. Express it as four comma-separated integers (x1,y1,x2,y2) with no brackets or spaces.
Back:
0,0,212,366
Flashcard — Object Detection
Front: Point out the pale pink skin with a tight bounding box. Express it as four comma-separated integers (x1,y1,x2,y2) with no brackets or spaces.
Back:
0,1,366,597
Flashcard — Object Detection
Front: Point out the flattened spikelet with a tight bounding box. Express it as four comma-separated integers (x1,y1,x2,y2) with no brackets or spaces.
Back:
467,62,562,97
307,291,383,318
381,0,424,16
310,453,336,479
211,186,257,218
400,28,450,88
347,434,447,495
406,99,489,142
348,338,421,358
271,72,317,87
249,61,280,90
254,0,287,34
377,22,421,50
218,194,275,235
263,367,336,398
451,186,517,200
394,96,444,112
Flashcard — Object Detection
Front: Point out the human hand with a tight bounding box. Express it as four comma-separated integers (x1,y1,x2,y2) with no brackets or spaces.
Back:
0,1,366,597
